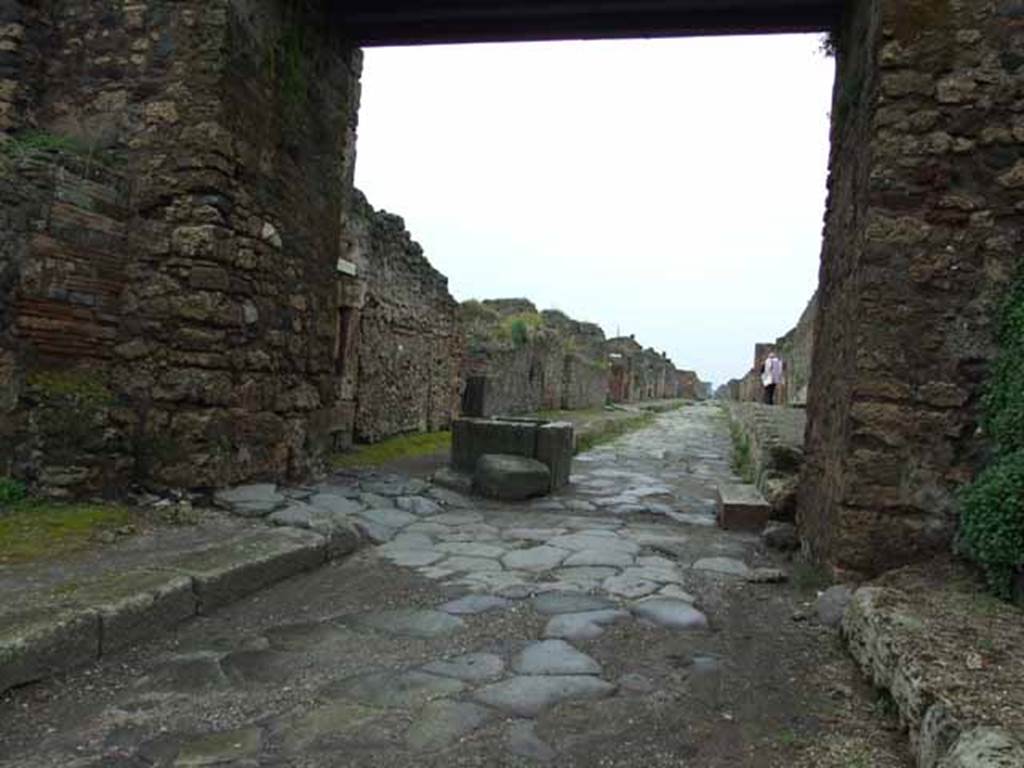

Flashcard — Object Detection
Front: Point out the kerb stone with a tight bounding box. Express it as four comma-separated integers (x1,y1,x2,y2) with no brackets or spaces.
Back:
536,421,574,492
716,483,771,531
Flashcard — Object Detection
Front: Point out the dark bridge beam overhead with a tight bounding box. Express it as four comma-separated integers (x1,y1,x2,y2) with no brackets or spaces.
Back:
330,1,844,46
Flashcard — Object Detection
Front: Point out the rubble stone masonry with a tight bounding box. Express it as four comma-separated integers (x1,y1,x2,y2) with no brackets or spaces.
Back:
1,0,362,494
800,0,1019,575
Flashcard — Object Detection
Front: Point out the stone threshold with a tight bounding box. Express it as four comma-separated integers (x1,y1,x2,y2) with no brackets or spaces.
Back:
841,569,1024,768
0,526,354,696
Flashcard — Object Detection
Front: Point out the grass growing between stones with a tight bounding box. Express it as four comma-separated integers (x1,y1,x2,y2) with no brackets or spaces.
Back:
576,412,656,453
332,431,452,469
728,418,755,483
0,500,135,564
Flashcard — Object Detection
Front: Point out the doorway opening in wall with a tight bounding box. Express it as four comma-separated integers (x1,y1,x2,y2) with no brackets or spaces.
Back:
354,34,834,403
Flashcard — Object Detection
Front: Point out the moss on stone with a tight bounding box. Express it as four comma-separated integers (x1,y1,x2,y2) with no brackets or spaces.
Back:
0,500,135,564
332,430,453,469
26,369,112,405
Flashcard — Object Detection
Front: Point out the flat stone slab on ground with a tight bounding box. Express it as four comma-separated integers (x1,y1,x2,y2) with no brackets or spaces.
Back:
692,557,751,578
501,546,569,572
513,640,601,676
632,598,709,631
439,595,511,615
344,609,465,638
406,700,493,752
358,507,417,530
396,496,444,517
562,548,635,568
603,573,660,598
422,653,506,683
327,670,466,708
308,493,364,517
544,609,631,641
213,484,285,517
472,674,616,717
716,483,771,531
531,593,617,615
506,720,557,761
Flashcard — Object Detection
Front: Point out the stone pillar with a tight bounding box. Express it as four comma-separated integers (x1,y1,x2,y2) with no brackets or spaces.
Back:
800,0,1019,575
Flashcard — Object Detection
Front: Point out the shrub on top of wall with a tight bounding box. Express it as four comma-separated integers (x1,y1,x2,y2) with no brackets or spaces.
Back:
960,271,1024,599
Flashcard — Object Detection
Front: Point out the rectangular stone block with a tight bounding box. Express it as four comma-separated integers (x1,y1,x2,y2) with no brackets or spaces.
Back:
451,418,539,472
716,483,771,531
167,528,327,614
0,608,99,695
85,572,197,654
536,421,574,492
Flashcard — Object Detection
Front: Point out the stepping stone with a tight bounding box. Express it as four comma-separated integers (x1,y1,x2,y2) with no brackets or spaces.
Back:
423,653,506,683
532,593,617,615
308,493,364,517
346,609,465,638
513,640,601,676
692,557,751,578
632,598,709,631
507,720,557,762
716,483,771,531
213,484,284,517
396,496,444,517
502,546,569,572
543,609,630,641
437,542,506,559
603,573,660,598
476,454,551,501
563,549,635,568
472,675,616,717
327,670,465,708
358,507,417,530
439,595,510,615
443,556,503,573
406,701,492,752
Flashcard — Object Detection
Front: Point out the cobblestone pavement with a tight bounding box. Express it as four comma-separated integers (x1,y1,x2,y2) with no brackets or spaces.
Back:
0,404,909,767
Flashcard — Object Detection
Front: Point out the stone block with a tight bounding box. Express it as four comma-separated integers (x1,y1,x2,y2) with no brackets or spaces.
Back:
536,421,573,492
716,483,771,531
475,454,551,501
0,608,99,694
168,528,327,614
451,418,539,473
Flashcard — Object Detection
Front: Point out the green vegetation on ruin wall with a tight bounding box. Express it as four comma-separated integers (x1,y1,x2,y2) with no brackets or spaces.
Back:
960,270,1024,599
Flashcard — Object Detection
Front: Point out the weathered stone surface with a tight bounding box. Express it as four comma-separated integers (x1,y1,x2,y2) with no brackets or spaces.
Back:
472,675,616,717
438,595,510,615
501,545,569,572
716,483,771,531
327,670,466,708
174,727,263,767
345,609,465,638
816,585,854,627
213,484,285,517
452,419,539,472
692,557,750,578
0,609,99,694
475,454,551,501
507,720,557,762
938,728,1024,768
532,593,616,615
168,528,326,614
536,422,574,491
762,522,799,551
431,467,475,494
602,573,659,599
422,653,506,683
406,701,493,752
632,599,708,631
543,609,630,641
396,496,444,517
512,640,601,676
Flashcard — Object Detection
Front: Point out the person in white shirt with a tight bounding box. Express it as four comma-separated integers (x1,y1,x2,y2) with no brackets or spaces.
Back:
761,351,784,405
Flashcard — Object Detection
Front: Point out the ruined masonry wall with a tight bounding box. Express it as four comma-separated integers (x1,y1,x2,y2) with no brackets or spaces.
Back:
348,193,463,443
0,0,362,493
800,0,1019,574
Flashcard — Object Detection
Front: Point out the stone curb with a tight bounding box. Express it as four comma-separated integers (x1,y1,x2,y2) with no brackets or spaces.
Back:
842,587,1024,768
0,526,349,696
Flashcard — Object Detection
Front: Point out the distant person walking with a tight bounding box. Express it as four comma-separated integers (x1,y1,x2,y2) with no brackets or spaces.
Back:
762,351,784,406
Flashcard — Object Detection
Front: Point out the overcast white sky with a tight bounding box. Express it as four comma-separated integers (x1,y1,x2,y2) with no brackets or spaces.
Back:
354,34,835,386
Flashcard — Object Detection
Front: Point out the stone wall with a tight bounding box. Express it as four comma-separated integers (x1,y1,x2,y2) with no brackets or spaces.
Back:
0,0,363,494
343,191,462,443
800,0,1018,576
605,336,683,403
459,300,608,417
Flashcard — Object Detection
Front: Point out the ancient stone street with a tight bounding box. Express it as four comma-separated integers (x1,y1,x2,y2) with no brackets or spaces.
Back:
0,405,908,767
